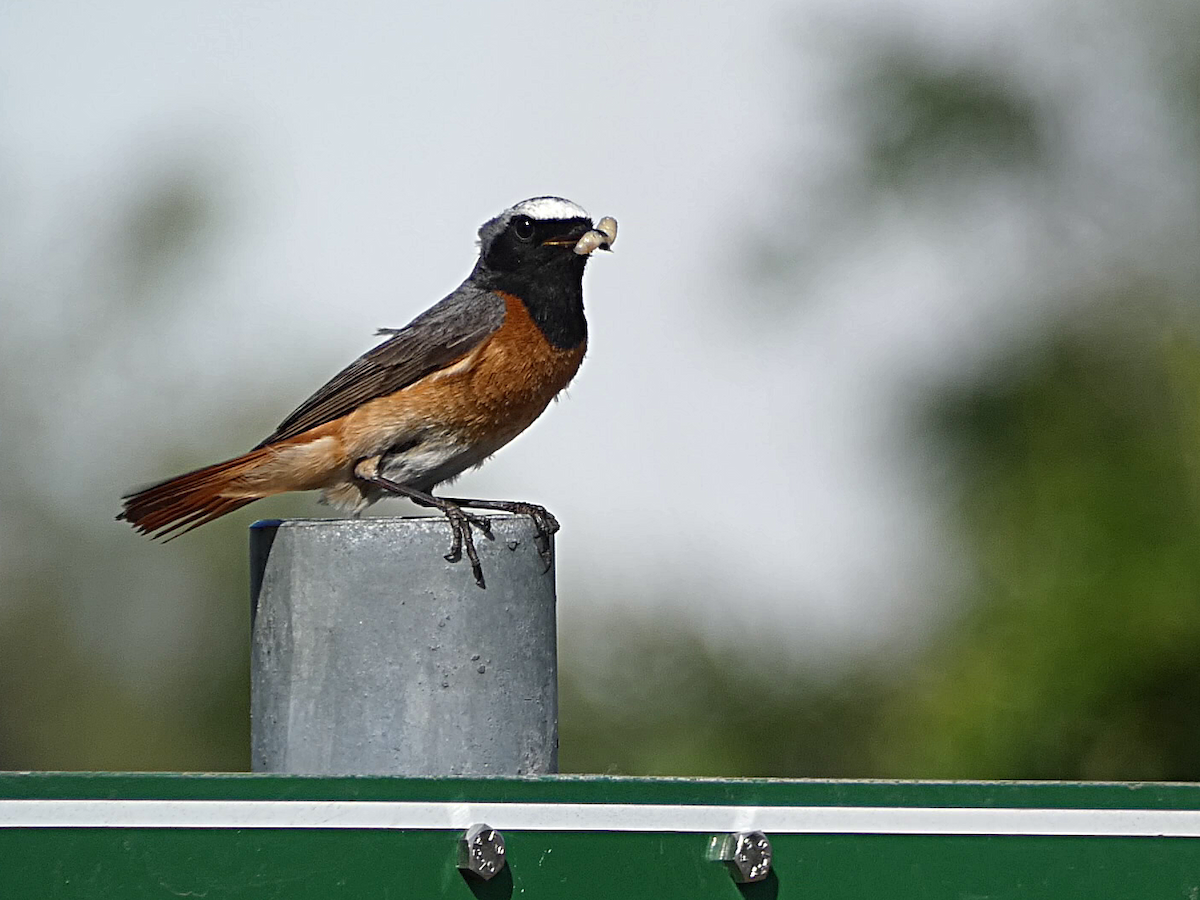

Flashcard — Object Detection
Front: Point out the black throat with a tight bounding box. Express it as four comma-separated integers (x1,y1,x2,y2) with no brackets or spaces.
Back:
474,255,589,350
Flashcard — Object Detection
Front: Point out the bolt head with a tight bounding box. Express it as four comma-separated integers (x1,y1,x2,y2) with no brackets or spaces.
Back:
457,823,506,881
710,831,772,883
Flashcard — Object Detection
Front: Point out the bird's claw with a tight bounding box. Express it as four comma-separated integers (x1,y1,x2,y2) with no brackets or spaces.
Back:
498,502,558,571
439,503,492,589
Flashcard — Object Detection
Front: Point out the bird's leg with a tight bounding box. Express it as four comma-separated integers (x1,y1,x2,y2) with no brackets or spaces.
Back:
436,497,559,571
357,473,494,589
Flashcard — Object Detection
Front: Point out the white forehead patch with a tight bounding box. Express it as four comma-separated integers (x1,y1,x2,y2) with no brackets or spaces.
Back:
511,196,590,221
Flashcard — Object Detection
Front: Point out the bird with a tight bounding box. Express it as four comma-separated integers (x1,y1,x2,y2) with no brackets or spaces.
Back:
119,196,616,588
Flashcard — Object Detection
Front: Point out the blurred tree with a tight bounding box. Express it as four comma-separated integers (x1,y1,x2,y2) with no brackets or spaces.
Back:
564,312,1200,780
0,163,287,770
879,314,1200,780
862,56,1045,185
560,623,892,776
564,1,1200,779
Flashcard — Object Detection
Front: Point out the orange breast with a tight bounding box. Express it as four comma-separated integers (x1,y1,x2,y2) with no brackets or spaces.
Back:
452,291,586,440
344,292,586,455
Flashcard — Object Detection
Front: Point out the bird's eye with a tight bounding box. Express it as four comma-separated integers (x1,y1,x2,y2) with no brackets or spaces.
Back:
512,215,536,243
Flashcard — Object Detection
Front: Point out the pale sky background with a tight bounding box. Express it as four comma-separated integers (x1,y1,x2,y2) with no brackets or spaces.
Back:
2,0,1192,684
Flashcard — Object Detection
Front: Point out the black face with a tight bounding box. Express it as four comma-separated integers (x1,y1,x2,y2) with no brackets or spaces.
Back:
472,213,593,350
480,214,594,274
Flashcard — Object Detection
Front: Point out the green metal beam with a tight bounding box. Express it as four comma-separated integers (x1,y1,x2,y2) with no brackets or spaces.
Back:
1,774,1197,899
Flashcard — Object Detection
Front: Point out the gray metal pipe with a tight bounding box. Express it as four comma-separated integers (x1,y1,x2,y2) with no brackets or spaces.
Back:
249,516,558,776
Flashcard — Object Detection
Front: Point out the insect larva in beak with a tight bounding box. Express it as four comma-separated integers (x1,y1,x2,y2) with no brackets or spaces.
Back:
596,217,617,247
573,216,618,255
573,230,605,255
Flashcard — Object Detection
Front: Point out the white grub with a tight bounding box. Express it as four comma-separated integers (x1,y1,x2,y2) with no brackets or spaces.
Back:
573,215,618,255
573,231,605,255
596,216,618,247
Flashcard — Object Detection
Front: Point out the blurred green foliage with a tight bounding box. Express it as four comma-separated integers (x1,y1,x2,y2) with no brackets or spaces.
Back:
862,57,1045,185
562,4,1200,780
0,163,288,771
560,317,1200,779
883,318,1200,780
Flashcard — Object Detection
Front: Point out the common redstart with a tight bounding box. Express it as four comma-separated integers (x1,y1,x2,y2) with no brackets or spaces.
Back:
119,196,616,588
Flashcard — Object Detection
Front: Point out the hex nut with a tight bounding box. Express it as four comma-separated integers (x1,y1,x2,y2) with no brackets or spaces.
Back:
708,830,773,883
457,823,507,881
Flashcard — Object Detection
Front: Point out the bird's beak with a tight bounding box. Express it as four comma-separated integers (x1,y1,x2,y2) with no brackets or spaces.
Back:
542,221,594,247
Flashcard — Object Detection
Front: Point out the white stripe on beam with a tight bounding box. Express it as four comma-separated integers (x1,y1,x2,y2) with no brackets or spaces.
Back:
0,800,1198,837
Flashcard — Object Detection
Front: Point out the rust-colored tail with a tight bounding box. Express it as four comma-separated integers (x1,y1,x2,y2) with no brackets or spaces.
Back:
119,448,274,540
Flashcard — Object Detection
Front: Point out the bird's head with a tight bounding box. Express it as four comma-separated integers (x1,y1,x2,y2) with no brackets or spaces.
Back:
475,197,615,278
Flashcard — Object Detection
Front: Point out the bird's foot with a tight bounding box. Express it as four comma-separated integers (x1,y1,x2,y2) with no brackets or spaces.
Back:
440,498,559,571
438,502,494,589
357,471,495,588
505,502,558,570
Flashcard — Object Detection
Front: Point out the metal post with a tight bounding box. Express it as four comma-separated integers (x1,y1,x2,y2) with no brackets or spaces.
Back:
249,516,558,776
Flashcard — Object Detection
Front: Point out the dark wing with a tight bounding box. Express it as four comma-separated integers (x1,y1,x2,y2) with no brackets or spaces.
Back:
256,285,506,447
